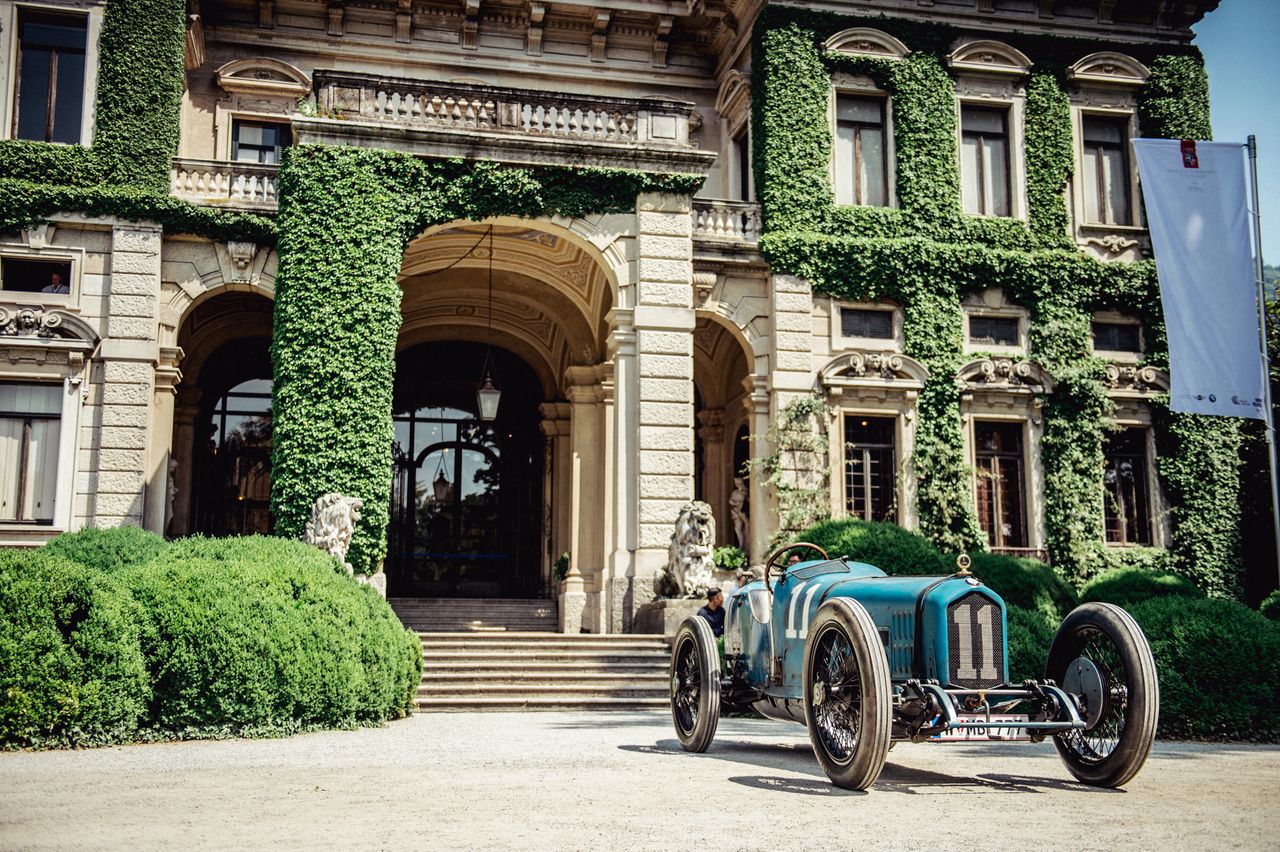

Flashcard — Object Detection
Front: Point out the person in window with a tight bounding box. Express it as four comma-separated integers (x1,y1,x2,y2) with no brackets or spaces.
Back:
697,587,725,638
40,272,67,294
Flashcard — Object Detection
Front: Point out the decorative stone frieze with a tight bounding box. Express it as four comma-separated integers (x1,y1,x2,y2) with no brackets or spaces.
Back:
1104,362,1169,396
957,357,1053,393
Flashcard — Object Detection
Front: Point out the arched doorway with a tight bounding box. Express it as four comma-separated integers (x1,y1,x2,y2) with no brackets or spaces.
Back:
171,293,274,538
387,341,544,597
693,315,752,549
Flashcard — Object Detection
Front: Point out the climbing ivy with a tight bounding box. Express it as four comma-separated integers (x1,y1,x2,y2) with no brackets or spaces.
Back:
752,7,1240,593
271,146,704,572
747,394,831,545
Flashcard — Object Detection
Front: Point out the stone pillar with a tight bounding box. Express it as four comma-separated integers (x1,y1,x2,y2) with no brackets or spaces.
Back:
539,401,572,593
697,408,727,543
633,193,696,599
169,385,201,537
767,273,820,543
143,345,182,535
92,224,163,528
605,309,638,633
748,375,772,564
564,367,606,633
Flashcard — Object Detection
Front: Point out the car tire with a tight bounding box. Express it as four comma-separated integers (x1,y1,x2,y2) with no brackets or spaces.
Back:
802,598,892,791
670,616,721,753
1047,602,1159,788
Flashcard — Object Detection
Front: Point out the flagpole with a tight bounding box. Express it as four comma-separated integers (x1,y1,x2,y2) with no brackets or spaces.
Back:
1247,135,1280,587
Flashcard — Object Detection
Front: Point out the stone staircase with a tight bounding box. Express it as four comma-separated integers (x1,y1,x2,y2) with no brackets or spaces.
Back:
389,597,558,633
390,597,671,712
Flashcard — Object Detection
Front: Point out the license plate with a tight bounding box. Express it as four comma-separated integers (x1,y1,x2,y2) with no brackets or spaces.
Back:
931,714,1032,742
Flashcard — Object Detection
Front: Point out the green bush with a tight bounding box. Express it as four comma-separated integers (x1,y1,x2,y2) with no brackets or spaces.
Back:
1081,567,1204,609
1130,597,1280,740
1005,604,1055,684
0,549,150,748
800,519,949,576
1261,590,1280,621
125,536,420,738
967,552,1077,622
713,546,747,571
42,526,169,573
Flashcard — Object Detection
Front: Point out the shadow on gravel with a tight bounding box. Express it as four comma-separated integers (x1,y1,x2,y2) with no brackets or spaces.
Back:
621,739,1120,796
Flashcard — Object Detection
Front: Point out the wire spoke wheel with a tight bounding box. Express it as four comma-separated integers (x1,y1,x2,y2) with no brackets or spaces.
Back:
1047,603,1159,788
812,626,862,764
802,599,891,791
669,617,721,753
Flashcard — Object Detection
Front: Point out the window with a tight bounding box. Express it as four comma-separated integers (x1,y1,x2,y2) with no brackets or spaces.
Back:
1103,428,1152,545
834,95,888,207
1092,321,1141,353
841,308,894,340
968,315,1019,347
1082,116,1132,225
193,378,273,536
974,421,1026,549
0,383,62,523
844,416,896,522
231,120,291,164
731,129,751,201
960,106,1011,217
14,10,87,144
0,257,72,294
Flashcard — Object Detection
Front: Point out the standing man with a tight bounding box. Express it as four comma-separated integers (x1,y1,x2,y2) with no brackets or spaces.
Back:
697,587,725,638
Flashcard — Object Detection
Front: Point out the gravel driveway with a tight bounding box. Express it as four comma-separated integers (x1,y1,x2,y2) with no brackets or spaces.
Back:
1,712,1276,850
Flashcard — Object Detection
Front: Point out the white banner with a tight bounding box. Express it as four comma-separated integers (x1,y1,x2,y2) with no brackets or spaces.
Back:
1132,138,1263,419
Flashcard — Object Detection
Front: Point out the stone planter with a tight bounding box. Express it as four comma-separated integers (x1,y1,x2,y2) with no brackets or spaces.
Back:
633,598,704,638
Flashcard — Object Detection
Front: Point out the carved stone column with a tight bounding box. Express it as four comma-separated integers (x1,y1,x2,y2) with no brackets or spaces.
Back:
564,366,607,633
748,375,772,564
605,309,638,633
697,407,727,544
144,346,183,536
538,401,571,593
168,385,202,537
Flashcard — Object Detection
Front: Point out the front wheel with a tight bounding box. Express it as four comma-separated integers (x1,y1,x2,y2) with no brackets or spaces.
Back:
1047,603,1159,788
802,598,892,790
670,616,721,752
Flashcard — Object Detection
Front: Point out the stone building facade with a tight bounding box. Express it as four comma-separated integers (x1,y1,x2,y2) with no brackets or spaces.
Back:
0,0,1231,629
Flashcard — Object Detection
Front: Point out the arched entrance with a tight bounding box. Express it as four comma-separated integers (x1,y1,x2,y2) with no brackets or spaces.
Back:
387,341,544,597
693,315,753,550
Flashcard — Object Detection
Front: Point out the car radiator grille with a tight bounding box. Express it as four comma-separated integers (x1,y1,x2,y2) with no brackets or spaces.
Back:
946,592,1005,689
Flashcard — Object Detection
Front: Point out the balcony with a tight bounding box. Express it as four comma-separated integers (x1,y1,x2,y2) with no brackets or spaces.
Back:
296,71,715,176
170,158,279,212
691,199,761,245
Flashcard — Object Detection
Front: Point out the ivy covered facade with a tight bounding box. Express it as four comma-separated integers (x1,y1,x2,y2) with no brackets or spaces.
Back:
0,0,1243,633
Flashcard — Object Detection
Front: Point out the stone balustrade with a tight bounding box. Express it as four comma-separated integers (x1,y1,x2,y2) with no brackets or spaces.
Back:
170,158,280,211
692,200,761,244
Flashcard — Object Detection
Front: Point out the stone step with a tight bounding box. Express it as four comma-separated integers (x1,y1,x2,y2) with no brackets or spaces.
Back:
422,653,669,668
418,683,667,697
414,696,669,711
418,632,667,645
423,660,664,673
425,672,667,685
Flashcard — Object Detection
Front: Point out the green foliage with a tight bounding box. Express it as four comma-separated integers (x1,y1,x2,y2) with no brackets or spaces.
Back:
0,549,150,748
553,552,571,582
271,146,704,571
1004,604,1055,684
751,9,1238,593
800,518,949,576
713,546,747,571
1262,590,1280,621
967,552,1078,622
91,0,187,191
1130,597,1280,740
0,141,101,187
41,526,169,573
1080,566,1204,608
750,395,830,543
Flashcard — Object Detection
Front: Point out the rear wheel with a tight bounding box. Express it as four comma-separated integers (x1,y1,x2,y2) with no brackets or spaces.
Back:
802,598,892,790
1047,603,1159,788
670,616,721,752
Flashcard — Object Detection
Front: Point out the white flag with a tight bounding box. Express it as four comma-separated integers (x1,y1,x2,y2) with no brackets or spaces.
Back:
1132,138,1263,419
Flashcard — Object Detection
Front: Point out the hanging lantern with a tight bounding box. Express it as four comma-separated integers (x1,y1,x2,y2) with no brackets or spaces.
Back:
431,449,452,503
477,225,502,422
477,365,501,422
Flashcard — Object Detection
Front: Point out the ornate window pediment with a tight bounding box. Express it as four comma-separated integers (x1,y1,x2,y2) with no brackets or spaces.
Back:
1104,363,1169,396
715,70,750,120
216,58,311,99
957,357,1053,395
0,304,98,369
1069,53,1151,89
820,350,928,388
948,40,1032,79
824,28,909,61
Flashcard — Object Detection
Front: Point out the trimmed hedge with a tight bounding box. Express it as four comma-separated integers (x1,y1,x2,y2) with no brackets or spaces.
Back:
42,526,169,573
1,531,421,748
0,549,149,747
1005,604,1054,684
1262,590,1280,621
967,552,1077,622
1130,597,1280,740
1081,566,1204,609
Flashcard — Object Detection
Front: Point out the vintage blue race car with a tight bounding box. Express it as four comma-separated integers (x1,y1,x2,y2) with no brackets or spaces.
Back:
669,543,1159,791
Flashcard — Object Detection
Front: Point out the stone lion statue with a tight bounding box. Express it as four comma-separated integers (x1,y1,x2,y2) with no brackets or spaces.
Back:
655,500,716,598
304,493,363,575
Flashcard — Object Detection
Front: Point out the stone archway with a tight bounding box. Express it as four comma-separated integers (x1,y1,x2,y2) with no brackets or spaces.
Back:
693,314,753,553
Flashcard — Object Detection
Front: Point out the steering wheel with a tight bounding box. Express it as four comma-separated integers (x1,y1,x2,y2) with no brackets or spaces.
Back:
762,542,829,597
